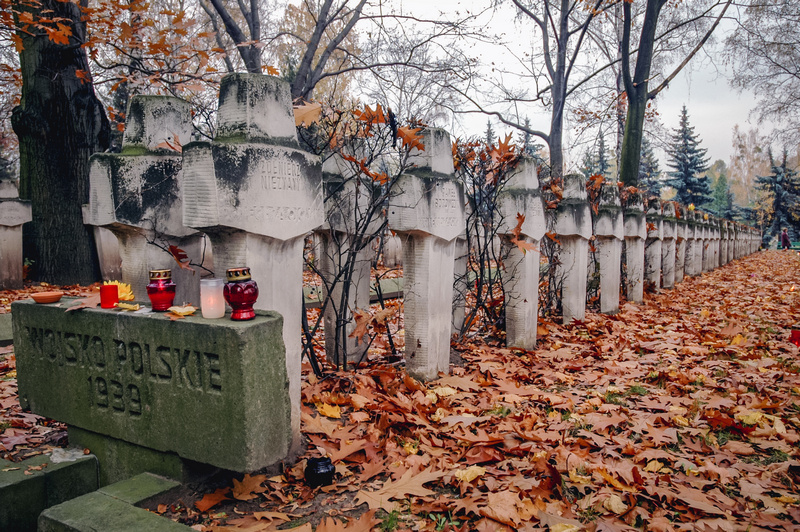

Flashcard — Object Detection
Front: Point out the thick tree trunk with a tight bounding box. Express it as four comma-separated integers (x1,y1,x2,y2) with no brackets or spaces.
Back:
619,87,646,187
11,0,109,284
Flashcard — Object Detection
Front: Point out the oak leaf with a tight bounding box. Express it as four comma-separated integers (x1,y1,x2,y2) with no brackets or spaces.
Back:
294,101,322,127
66,293,101,312
169,245,194,271
232,473,267,501
195,487,230,512
353,467,445,512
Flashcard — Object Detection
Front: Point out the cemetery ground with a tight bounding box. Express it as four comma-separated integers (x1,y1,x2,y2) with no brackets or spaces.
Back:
2,251,800,531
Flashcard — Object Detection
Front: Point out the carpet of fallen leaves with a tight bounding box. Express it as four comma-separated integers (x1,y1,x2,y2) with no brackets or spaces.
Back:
165,250,800,532
3,252,800,531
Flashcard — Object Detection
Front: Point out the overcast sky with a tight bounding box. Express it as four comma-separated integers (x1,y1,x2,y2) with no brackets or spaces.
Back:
397,1,767,171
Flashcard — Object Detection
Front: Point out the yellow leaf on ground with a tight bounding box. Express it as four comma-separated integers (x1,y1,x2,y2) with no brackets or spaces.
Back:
317,403,341,419
603,494,628,514
454,465,486,483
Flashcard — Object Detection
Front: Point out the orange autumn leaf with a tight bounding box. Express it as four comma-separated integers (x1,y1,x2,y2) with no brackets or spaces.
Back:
195,487,230,512
232,473,268,501
397,126,424,151
168,244,194,271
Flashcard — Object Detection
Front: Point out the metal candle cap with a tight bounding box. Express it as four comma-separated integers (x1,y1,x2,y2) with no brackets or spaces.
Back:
149,269,172,280
226,267,251,282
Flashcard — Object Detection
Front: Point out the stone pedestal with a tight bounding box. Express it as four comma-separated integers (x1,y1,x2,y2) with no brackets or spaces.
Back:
182,74,323,453
623,191,645,303
593,182,623,314
13,300,290,474
555,174,591,324
85,96,202,305
0,179,32,289
644,198,663,290
497,158,545,347
661,202,677,289
388,128,465,380
674,204,687,284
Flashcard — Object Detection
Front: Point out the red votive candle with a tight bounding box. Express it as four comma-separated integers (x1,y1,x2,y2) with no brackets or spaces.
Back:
147,269,176,311
791,326,800,347
100,284,119,309
223,267,258,321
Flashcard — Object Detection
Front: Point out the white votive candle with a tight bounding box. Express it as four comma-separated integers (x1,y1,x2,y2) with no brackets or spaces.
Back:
200,278,225,318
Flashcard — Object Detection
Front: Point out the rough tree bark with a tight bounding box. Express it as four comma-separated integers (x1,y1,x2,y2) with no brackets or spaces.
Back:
11,0,110,284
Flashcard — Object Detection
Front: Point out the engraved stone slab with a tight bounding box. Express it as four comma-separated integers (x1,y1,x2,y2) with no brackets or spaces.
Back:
594,183,623,239
554,174,592,239
12,301,290,473
497,159,545,241
183,143,323,240
388,176,465,242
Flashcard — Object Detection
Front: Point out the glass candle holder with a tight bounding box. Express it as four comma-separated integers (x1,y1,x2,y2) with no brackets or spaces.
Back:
223,267,258,321
200,278,225,319
146,269,176,311
100,284,119,309
791,326,800,347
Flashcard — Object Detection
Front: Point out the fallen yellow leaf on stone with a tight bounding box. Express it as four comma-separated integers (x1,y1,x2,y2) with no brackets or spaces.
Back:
168,305,197,316
116,302,140,311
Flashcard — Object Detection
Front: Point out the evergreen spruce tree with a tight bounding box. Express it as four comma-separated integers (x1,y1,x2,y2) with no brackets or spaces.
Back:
597,135,610,178
756,149,800,241
580,149,597,179
664,106,711,206
485,119,496,146
711,169,734,218
517,117,545,160
638,137,662,197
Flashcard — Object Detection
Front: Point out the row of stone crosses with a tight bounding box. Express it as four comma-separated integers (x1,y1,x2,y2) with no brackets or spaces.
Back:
1,74,761,394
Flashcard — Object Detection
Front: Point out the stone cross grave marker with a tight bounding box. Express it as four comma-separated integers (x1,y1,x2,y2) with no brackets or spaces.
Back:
318,151,380,365
182,73,323,452
0,179,32,290
593,182,623,314
674,204,688,284
497,158,545,348
661,202,677,289
644,198,663,290
388,128,465,380
554,174,591,324
85,96,202,305
623,191,646,303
